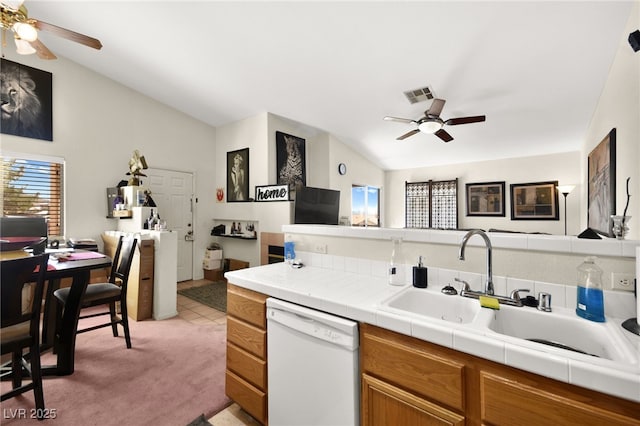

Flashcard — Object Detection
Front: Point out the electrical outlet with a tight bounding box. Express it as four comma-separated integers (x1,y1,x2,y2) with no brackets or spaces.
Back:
313,244,327,254
611,272,635,291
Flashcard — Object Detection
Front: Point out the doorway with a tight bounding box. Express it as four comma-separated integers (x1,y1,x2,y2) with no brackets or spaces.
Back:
144,168,194,282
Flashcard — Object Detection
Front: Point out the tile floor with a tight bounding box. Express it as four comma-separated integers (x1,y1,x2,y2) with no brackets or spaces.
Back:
176,280,260,426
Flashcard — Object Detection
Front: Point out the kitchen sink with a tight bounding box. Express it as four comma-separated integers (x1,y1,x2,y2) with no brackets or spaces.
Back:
486,305,638,363
380,288,481,324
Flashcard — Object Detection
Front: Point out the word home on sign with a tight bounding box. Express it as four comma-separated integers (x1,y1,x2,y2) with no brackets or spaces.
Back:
255,184,289,202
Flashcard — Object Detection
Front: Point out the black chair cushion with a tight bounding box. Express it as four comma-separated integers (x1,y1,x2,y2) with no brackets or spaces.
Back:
54,283,121,305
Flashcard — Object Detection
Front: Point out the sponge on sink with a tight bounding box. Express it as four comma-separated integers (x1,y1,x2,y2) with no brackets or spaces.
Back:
479,295,500,310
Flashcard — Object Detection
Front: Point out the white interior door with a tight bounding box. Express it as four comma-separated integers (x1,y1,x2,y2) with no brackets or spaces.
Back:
145,168,194,282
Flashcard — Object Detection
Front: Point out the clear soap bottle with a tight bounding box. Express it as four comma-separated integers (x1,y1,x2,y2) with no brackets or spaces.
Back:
389,237,405,286
576,256,605,322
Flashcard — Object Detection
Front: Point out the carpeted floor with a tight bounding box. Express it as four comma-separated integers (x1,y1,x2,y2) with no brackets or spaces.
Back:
0,311,231,426
178,281,227,312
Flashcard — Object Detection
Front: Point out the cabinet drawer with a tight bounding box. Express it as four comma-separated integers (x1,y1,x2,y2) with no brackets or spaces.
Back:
480,371,640,426
226,370,266,425
227,284,267,329
362,374,464,426
227,316,266,359
361,325,465,411
227,342,267,390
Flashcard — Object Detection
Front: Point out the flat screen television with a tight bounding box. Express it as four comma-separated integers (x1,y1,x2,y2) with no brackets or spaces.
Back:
294,186,340,225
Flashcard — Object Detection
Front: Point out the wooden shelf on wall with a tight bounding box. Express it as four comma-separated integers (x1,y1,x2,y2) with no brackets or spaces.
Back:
214,234,257,241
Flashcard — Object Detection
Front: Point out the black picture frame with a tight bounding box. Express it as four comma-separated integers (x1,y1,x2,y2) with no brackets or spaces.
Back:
227,148,249,202
465,181,505,216
588,128,616,237
510,181,559,220
276,131,306,192
0,58,53,141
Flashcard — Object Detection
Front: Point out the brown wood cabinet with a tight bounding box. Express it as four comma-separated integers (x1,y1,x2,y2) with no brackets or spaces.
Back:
225,283,268,425
361,323,640,426
101,234,154,321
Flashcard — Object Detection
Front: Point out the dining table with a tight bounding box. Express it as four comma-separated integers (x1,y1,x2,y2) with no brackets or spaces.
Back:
37,249,112,376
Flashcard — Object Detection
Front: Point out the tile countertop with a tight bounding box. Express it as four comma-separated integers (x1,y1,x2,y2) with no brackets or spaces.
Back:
225,262,640,403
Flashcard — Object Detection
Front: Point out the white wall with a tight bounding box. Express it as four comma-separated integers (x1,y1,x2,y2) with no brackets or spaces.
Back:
0,51,217,279
385,152,581,234
582,0,640,239
209,112,386,266
329,134,385,222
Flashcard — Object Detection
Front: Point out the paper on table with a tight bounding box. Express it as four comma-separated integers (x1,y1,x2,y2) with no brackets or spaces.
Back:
56,251,106,262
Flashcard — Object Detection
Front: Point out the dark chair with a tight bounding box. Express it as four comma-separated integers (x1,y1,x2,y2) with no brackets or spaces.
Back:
53,236,137,349
1,253,50,420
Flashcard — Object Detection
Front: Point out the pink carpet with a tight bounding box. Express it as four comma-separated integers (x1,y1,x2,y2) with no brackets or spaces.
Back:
1,314,231,425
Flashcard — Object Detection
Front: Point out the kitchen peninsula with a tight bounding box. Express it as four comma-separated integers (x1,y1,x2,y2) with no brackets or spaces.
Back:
225,225,640,425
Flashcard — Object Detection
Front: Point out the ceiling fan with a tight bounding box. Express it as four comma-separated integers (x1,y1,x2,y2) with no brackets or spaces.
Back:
0,0,102,60
384,98,486,142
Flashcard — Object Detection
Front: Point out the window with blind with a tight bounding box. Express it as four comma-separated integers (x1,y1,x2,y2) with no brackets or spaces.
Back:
2,155,64,236
405,179,458,230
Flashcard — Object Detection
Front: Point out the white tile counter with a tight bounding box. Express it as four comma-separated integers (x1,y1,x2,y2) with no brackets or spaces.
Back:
226,261,640,403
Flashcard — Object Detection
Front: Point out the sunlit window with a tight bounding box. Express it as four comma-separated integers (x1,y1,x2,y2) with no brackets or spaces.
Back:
2,154,64,237
351,185,380,227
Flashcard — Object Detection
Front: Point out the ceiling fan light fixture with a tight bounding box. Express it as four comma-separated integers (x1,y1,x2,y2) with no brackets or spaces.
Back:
1,0,25,11
13,21,37,41
14,36,35,54
418,120,442,134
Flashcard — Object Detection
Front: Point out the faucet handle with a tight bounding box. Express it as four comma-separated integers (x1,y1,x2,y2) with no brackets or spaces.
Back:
509,288,530,302
454,277,471,292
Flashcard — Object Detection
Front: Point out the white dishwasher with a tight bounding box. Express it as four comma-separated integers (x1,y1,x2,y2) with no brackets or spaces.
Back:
267,298,359,426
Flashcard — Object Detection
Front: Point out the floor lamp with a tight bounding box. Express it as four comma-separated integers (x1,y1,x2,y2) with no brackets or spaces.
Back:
557,185,575,235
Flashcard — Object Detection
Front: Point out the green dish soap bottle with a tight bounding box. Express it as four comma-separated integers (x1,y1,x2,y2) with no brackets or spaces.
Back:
576,256,605,322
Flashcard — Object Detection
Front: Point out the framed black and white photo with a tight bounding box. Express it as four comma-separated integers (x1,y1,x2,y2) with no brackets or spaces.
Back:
465,181,505,216
227,148,249,202
0,58,53,141
588,128,616,237
276,131,306,191
510,181,559,220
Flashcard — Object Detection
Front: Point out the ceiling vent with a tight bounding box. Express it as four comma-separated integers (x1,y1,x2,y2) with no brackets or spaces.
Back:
403,86,435,104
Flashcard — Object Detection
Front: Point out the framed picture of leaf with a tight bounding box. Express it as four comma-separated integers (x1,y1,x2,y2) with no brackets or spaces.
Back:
588,128,616,237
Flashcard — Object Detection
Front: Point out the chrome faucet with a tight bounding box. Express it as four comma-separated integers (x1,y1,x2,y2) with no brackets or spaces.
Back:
458,229,494,295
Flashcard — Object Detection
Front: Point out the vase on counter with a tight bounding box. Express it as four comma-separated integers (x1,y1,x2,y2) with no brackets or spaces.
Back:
611,215,631,240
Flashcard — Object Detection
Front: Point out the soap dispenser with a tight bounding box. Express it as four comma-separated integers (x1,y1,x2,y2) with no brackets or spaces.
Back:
413,256,428,288
576,256,605,322
388,237,405,286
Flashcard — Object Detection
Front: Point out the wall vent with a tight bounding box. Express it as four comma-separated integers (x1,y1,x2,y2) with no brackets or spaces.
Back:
403,86,435,104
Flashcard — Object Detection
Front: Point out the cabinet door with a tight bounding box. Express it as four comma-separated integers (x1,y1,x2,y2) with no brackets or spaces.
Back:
480,371,640,426
362,374,464,426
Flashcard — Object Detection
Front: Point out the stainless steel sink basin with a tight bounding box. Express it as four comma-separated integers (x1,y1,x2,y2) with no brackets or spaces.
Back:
487,305,638,363
380,288,481,324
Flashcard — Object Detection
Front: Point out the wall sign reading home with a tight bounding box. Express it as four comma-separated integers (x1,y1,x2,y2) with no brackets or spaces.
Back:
255,185,289,202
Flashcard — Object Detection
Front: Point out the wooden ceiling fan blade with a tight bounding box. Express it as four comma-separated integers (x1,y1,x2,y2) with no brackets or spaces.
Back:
445,115,486,126
34,19,102,50
396,129,420,140
435,129,453,142
384,116,415,124
426,98,446,117
30,39,57,60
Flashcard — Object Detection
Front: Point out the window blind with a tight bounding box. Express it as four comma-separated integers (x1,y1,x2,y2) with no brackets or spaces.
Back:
2,155,64,237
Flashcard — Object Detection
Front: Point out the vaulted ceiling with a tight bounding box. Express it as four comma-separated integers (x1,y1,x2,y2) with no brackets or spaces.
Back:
20,1,635,170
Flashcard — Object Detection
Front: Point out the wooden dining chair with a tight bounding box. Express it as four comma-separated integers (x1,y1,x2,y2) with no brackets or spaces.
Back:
54,236,138,349
1,253,50,420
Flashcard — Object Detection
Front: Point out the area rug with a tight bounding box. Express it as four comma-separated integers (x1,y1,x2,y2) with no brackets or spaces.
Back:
178,281,227,312
0,312,231,425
